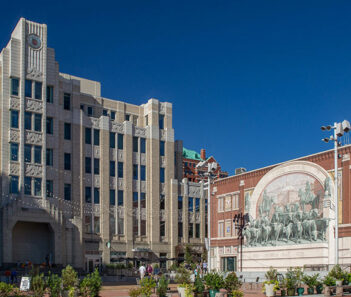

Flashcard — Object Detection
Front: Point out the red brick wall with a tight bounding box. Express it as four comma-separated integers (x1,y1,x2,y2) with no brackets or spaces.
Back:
211,145,351,248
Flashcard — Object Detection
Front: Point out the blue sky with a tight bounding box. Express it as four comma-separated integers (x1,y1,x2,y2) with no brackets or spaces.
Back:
1,1,351,174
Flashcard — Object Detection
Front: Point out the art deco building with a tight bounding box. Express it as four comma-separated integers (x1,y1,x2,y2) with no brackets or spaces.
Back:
0,18,206,270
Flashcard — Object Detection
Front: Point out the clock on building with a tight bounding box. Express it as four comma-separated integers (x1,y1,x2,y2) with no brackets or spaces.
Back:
28,34,41,49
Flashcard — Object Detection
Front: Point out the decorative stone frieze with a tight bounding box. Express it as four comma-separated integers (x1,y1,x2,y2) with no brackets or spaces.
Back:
9,163,20,175
160,103,166,114
141,208,146,220
160,210,166,221
111,123,123,133
178,211,183,222
26,98,43,113
140,154,146,165
189,214,194,223
94,176,100,187
9,130,20,142
118,150,123,160
118,179,123,189
160,184,165,195
25,131,43,144
118,207,124,218
141,181,146,192
91,118,100,128
160,130,166,140
195,213,201,223
25,164,42,177
135,127,146,137
189,186,201,197
10,97,20,109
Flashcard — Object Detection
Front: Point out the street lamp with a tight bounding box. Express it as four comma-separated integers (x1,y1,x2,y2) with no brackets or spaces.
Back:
321,120,351,265
196,161,217,272
233,212,250,272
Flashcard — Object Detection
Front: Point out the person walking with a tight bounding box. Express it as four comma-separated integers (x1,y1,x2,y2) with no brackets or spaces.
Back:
5,269,11,284
203,261,208,274
139,264,146,279
10,269,17,284
146,264,153,276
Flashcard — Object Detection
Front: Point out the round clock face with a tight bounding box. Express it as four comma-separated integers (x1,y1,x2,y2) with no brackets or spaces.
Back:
28,34,42,50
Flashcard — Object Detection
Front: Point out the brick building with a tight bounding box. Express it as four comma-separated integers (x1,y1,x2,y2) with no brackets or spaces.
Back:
210,145,351,272
182,147,228,182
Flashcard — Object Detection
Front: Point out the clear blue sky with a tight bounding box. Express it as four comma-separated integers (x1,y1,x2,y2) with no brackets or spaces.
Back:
1,1,351,175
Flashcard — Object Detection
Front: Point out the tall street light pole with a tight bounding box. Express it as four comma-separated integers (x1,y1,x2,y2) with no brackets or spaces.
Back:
321,120,351,265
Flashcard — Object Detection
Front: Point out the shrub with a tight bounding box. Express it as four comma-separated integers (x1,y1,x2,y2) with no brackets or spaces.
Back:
323,275,336,287
232,290,244,297
302,273,319,288
204,272,225,290
284,268,298,290
224,272,242,292
169,263,178,271
156,275,169,297
47,272,61,297
185,283,195,297
140,277,156,297
328,264,348,282
175,265,191,285
194,275,205,294
129,287,141,297
79,268,102,297
265,267,278,282
31,273,46,297
0,282,14,297
61,265,78,290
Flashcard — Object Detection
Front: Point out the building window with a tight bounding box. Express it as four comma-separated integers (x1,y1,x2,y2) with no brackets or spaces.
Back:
103,109,108,116
118,134,123,149
160,167,165,183
195,223,200,238
34,178,42,196
46,149,53,166
189,223,193,238
110,189,115,205
87,106,93,116
85,187,92,203
11,78,19,96
34,146,42,164
160,194,165,210
24,177,32,195
64,93,71,110
133,192,138,208
80,104,84,110
111,111,116,120
25,80,32,97
118,190,124,206
160,141,165,156
85,216,92,233
64,183,71,201
178,222,183,238
133,137,138,152
24,145,32,162
10,143,19,161
141,138,146,153
159,115,164,129
94,158,100,175
46,86,54,103
205,199,208,212
46,117,53,134
110,132,115,148
118,162,123,178
11,110,19,128
64,123,71,140
64,153,71,170
188,197,194,212
195,198,200,212
10,175,19,194
94,129,100,146
140,192,146,208
133,164,138,180
46,180,53,198
218,221,224,238
140,165,146,181
94,188,100,204
178,196,183,209
232,193,239,210
25,112,32,130
85,128,92,144
34,114,42,132
85,157,91,174
110,161,115,177
125,114,130,121
218,197,224,212
94,216,100,233
34,81,42,100
160,221,165,237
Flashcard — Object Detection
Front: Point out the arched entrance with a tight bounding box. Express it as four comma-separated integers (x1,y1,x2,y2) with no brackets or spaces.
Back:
12,221,54,264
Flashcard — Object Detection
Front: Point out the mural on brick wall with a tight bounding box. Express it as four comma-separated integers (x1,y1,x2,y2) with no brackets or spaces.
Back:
243,173,330,246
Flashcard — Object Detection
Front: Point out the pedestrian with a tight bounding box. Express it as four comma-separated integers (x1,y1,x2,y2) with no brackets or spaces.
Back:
203,261,208,274
139,263,146,279
5,269,11,284
10,269,17,284
146,264,153,276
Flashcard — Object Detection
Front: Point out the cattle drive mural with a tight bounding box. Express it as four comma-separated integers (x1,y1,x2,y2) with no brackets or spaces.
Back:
243,173,330,247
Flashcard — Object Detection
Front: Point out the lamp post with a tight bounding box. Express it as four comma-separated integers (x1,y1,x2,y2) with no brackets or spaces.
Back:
196,161,217,272
233,212,249,272
321,120,351,265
